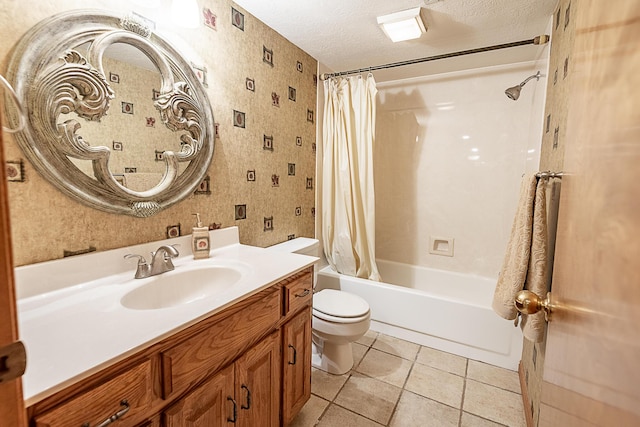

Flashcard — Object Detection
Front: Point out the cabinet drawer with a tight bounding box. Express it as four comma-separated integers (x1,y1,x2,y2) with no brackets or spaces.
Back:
161,288,280,399
34,359,153,427
283,269,313,316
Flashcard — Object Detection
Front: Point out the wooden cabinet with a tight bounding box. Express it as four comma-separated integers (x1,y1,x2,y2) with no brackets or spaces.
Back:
33,359,155,427
27,268,313,427
234,331,281,426
163,364,234,426
281,308,312,426
164,331,281,426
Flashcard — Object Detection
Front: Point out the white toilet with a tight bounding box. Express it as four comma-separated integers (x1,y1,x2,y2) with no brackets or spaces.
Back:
268,238,371,375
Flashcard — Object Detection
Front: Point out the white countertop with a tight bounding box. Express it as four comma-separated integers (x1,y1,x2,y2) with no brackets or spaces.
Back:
15,227,316,406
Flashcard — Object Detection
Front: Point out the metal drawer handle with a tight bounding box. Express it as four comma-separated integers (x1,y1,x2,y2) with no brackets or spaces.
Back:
227,397,237,423
241,384,252,410
288,344,297,365
294,289,310,298
81,399,130,427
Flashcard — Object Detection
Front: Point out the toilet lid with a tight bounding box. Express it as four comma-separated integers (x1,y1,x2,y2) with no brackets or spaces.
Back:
313,289,370,318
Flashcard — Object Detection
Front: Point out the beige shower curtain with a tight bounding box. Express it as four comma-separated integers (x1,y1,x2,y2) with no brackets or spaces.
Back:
322,74,381,281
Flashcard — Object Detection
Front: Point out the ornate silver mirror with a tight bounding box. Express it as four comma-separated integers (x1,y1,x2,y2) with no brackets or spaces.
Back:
6,10,214,217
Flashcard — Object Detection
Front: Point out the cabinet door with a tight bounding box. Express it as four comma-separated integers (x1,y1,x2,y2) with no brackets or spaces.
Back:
235,331,281,427
281,307,312,426
163,364,235,427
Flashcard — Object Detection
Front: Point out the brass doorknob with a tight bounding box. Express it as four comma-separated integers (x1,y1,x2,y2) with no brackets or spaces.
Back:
515,290,553,321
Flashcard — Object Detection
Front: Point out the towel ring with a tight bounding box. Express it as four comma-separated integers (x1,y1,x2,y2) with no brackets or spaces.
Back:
0,74,26,134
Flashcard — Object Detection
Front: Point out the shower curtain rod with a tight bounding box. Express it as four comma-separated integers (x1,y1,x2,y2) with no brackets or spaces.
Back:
319,35,550,81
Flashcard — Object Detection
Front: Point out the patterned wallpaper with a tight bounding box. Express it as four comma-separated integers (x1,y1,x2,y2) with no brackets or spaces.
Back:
521,1,575,426
1,0,318,266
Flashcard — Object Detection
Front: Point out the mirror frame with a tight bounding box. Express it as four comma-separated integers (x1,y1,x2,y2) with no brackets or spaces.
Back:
6,10,215,217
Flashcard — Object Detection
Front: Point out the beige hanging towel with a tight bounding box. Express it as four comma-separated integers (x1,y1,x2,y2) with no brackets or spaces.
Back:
492,174,549,343
520,178,548,342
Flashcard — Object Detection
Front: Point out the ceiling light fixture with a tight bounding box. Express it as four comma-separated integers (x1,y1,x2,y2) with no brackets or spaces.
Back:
377,7,428,43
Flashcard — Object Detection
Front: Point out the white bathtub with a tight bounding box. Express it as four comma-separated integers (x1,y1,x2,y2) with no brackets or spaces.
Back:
316,260,523,370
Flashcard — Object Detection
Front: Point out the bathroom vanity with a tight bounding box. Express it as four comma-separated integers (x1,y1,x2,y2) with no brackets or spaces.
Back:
16,227,315,426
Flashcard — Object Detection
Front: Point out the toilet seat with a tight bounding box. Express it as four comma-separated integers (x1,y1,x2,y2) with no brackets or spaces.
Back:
313,289,370,324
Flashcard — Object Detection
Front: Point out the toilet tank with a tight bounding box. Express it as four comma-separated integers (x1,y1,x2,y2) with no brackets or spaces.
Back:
267,237,319,257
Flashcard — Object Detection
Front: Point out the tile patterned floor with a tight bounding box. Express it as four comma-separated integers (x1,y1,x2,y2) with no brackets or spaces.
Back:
290,331,526,427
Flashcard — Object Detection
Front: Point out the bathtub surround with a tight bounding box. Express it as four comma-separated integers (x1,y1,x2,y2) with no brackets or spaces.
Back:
322,75,380,281
1,0,317,266
374,62,545,279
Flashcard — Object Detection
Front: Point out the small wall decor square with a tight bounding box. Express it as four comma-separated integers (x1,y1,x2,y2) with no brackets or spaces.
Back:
6,160,24,182
288,86,296,102
545,115,551,133
271,92,280,107
264,216,273,232
233,110,246,128
263,135,274,151
288,163,295,176
146,117,156,127
203,8,217,30
166,224,181,239
235,204,247,220
194,175,211,195
232,8,245,30
122,102,134,114
155,150,164,161
247,170,256,181
246,78,255,92
113,141,123,151
296,61,303,73
307,109,314,123
306,177,313,190
288,234,295,240
271,174,279,187
124,167,137,173
295,206,301,216
296,136,302,147
109,72,120,83
263,46,274,66
191,62,208,87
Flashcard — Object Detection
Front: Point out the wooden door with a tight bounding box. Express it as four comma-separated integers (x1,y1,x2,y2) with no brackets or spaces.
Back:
0,114,26,424
163,364,235,426
539,1,640,425
282,307,312,426
235,331,281,427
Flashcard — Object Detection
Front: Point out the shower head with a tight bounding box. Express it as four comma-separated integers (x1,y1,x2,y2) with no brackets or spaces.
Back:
505,71,541,100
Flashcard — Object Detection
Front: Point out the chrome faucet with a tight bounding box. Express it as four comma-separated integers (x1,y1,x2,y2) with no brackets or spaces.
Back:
124,244,180,279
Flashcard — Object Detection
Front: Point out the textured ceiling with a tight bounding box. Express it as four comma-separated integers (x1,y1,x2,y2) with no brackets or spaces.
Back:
232,0,558,81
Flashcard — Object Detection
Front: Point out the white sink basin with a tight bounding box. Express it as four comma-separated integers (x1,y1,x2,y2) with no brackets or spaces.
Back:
121,265,245,310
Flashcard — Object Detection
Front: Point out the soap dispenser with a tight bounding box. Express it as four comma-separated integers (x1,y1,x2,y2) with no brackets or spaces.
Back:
191,213,210,259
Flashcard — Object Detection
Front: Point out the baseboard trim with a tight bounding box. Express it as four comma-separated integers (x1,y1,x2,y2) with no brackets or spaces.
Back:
519,361,534,427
